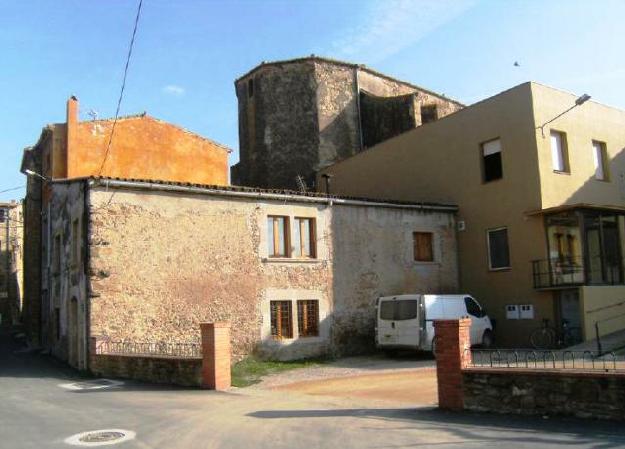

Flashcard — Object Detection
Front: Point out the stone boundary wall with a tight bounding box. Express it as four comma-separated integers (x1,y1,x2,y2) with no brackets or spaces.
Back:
88,322,231,390
463,368,625,421
90,353,202,387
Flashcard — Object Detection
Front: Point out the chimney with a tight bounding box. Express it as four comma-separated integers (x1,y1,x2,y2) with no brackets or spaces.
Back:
66,96,78,177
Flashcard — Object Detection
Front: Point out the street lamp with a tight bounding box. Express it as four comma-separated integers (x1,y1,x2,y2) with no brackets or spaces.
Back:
537,93,591,137
24,169,50,181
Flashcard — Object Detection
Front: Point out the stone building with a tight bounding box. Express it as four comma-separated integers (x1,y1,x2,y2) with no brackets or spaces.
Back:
45,177,458,369
20,97,231,346
0,201,23,327
231,56,463,190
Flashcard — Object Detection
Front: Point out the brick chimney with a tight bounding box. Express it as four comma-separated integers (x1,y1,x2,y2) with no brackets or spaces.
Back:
66,96,78,177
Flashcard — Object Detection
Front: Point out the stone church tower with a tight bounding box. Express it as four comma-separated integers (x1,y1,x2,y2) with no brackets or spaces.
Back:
232,56,463,190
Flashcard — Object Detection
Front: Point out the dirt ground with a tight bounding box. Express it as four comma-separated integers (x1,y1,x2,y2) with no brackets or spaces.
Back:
254,354,438,405
274,368,438,405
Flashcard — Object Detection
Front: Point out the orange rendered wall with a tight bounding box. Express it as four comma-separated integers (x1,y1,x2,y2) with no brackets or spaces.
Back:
66,116,228,185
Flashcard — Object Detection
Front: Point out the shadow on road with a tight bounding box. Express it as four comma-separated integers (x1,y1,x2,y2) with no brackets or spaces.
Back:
247,407,625,448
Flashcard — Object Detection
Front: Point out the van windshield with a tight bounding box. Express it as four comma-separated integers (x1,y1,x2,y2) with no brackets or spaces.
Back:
379,300,418,321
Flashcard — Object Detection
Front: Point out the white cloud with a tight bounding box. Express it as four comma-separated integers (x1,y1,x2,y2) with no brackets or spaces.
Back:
162,84,186,96
329,0,476,63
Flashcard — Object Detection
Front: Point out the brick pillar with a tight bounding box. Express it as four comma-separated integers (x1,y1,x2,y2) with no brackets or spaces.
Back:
434,318,472,411
200,322,231,390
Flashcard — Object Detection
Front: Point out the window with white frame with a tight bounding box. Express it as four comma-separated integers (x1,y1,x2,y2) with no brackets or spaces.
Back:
592,140,609,181
481,138,503,182
550,131,569,173
487,227,510,270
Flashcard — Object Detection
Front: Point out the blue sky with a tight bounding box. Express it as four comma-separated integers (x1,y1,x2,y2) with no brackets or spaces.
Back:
1,0,624,201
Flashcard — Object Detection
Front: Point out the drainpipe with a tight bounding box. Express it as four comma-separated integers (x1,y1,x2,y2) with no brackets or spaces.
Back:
83,180,93,371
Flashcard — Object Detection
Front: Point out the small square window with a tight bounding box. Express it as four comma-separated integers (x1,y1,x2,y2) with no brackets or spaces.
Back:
267,216,289,258
550,131,569,173
270,301,293,339
413,232,434,262
420,104,438,124
293,217,316,258
487,227,510,270
482,138,503,182
592,140,609,181
297,300,319,337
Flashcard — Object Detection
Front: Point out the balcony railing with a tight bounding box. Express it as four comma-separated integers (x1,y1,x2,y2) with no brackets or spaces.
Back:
532,256,624,289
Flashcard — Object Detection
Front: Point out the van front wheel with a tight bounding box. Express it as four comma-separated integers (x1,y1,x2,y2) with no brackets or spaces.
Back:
481,330,494,348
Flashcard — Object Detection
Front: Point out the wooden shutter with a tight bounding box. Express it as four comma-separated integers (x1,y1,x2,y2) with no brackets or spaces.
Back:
413,232,433,262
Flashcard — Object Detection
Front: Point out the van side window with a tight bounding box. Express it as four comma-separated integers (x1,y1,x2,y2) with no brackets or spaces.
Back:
464,297,482,317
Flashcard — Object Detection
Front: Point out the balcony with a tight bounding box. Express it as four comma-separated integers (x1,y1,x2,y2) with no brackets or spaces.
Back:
532,256,624,289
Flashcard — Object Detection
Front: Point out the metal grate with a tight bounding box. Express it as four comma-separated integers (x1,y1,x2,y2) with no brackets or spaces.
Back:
468,349,625,371
96,340,201,358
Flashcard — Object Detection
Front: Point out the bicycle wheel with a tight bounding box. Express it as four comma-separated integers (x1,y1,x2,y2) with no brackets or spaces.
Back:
530,327,556,349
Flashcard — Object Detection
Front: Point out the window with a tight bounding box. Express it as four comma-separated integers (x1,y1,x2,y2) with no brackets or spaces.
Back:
270,301,293,339
293,217,316,258
420,105,438,124
592,140,609,181
413,232,434,262
297,300,319,337
482,138,503,182
379,300,418,321
487,227,510,270
71,219,80,266
267,216,289,257
550,131,569,172
464,297,483,317
0,209,5,223
248,78,254,98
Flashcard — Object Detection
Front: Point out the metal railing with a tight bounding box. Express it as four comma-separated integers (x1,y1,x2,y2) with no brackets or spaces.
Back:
532,255,623,289
95,340,201,358
467,349,624,371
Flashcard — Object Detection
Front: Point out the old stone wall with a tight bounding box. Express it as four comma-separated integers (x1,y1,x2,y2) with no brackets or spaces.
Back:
90,354,202,387
234,62,320,189
332,207,458,353
463,369,625,420
46,181,89,369
233,57,463,191
359,91,417,149
87,184,458,360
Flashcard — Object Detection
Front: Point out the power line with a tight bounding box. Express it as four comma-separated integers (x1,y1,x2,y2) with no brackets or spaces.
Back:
0,186,25,194
97,0,144,176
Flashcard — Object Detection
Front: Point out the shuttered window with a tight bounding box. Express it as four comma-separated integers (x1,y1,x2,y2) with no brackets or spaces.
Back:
297,300,319,337
267,216,289,257
413,232,434,262
270,301,293,339
293,217,316,258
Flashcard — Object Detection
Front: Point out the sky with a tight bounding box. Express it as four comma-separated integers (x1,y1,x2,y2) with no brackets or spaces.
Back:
1,0,624,201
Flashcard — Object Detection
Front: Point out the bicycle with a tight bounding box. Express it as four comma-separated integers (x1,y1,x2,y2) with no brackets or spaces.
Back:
529,319,582,349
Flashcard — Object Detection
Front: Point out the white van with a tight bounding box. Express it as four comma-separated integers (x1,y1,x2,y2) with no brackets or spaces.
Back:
375,294,493,353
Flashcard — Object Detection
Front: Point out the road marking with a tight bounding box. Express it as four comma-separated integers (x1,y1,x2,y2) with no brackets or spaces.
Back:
64,429,136,447
58,379,124,391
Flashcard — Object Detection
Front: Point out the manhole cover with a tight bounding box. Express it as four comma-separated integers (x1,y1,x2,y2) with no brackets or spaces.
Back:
80,431,125,443
64,429,136,446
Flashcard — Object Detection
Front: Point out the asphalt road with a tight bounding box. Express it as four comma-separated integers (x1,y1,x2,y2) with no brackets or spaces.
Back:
2,328,625,449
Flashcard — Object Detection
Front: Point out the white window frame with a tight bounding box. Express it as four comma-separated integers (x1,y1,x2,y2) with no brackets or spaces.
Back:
550,130,568,173
592,140,608,181
486,226,511,271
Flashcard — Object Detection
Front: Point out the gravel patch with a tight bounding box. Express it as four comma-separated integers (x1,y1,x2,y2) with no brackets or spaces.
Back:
252,354,435,389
